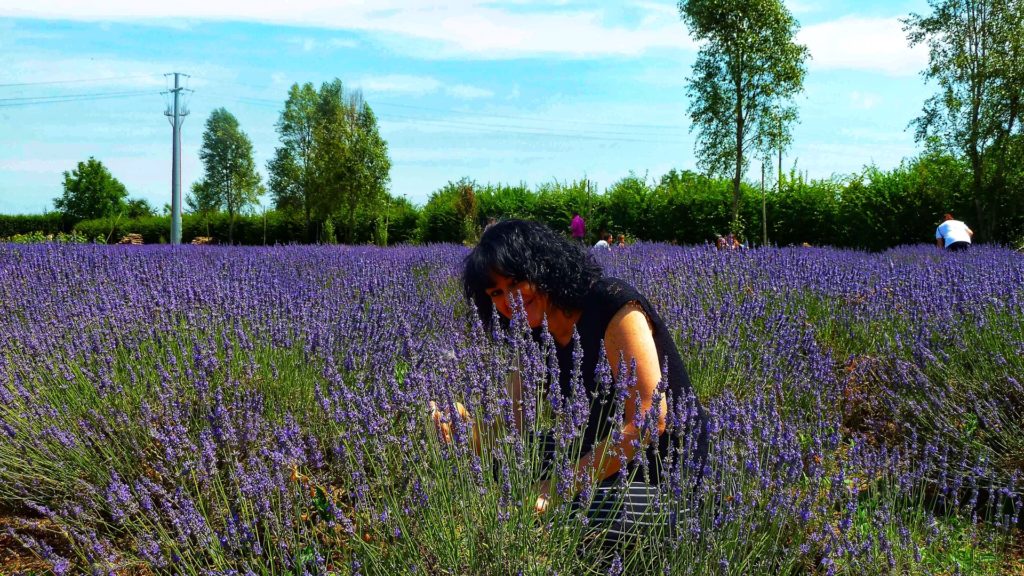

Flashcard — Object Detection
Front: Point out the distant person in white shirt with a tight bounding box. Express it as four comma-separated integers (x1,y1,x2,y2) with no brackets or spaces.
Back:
593,233,612,251
935,213,973,252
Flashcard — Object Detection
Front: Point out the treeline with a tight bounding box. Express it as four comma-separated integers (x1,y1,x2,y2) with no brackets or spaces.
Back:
421,148,1017,250
65,201,420,246
19,79,392,246
5,148,1019,250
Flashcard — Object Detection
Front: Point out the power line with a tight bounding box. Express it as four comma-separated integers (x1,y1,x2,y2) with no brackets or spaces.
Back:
0,78,679,143
0,74,161,89
213,93,681,142
197,79,684,131
5,74,685,132
202,93,679,141
0,89,160,103
373,101,683,131
379,113,682,143
0,90,161,108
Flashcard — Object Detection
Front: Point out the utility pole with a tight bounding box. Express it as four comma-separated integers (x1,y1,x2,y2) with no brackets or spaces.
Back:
163,73,191,245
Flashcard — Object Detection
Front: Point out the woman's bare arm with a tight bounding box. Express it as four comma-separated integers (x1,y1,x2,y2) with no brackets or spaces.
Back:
574,302,667,484
535,303,667,512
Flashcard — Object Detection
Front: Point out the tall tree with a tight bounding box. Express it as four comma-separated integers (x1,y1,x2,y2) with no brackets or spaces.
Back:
53,157,128,222
197,108,262,244
679,0,809,233
319,85,391,243
904,0,1024,239
348,93,392,243
269,79,391,243
269,83,320,239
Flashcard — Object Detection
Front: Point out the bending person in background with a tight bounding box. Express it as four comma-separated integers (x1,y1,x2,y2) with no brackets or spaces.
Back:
935,213,973,251
458,219,709,539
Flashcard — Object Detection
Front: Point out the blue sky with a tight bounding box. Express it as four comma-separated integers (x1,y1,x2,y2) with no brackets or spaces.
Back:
0,0,932,214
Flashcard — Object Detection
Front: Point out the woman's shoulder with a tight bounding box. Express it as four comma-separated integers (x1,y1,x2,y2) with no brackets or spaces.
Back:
585,277,645,320
590,276,641,299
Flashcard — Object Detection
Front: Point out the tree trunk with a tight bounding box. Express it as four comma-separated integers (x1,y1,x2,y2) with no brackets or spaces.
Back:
733,73,744,233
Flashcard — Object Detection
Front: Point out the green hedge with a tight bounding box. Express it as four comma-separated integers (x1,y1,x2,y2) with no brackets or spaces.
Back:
0,213,66,238
73,212,308,245
446,154,989,249
72,207,420,246
12,148,1017,249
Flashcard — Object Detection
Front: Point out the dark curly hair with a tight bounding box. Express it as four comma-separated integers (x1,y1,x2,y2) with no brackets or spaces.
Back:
463,219,603,328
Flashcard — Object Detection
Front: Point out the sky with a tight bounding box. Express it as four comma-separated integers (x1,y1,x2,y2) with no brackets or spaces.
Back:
0,0,934,215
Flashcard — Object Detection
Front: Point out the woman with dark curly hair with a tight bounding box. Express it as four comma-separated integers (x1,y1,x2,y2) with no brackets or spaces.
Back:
453,219,708,540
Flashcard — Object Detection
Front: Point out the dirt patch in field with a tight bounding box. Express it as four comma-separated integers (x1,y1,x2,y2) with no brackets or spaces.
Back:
0,505,64,574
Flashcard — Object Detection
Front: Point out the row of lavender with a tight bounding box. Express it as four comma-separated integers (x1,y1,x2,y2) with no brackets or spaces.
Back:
0,243,1020,574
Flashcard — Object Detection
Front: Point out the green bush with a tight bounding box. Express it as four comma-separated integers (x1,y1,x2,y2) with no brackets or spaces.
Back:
767,173,842,247
476,183,536,224
73,212,307,245
418,178,479,244
656,170,736,244
0,212,66,238
476,179,601,242
21,146,1014,249
384,196,419,245
529,179,596,237
73,215,165,244
4,230,92,244
603,173,651,239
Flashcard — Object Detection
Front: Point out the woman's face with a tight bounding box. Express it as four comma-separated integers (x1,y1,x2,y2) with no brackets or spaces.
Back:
486,272,549,328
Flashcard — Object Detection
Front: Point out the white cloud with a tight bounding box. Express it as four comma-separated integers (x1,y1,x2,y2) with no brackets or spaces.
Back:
0,157,71,174
353,75,492,99
790,139,917,179
0,54,235,91
0,20,64,49
284,36,358,52
446,84,493,99
354,74,442,96
631,0,679,25
390,146,543,163
849,91,881,109
329,38,358,49
2,56,167,89
798,16,927,76
0,1,698,59
783,0,824,15
837,126,907,143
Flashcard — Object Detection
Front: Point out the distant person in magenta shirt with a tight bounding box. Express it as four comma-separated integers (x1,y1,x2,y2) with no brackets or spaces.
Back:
935,213,973,251
570,212,586,244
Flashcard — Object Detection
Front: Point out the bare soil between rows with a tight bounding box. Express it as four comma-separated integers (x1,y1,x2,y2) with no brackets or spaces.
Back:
0,504,64,574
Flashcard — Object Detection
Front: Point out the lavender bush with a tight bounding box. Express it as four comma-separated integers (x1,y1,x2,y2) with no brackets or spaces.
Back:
0,242,1020,575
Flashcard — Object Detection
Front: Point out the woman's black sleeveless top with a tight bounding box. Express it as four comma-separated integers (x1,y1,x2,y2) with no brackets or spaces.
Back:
542,277,709,484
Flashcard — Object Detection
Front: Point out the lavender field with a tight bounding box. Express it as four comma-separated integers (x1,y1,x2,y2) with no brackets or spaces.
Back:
0,242,1021,575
